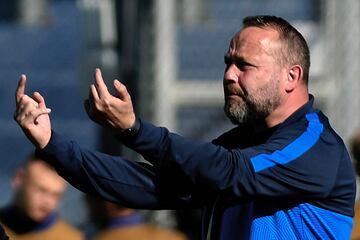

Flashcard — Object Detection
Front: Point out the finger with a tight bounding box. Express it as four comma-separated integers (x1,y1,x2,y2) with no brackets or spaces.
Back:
33,92,48,109
14,97,35,121
31,92,51,123
113,79,131,101
94,68,110,99
90,84,100,102
15,74,27,103
34,110,51,124
16,95,38,115
16,107,50,124
32,92,51,118
87,85,97,113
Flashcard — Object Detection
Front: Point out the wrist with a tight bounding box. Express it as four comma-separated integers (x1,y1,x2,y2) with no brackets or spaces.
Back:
36,131,52,150
118,117,141,140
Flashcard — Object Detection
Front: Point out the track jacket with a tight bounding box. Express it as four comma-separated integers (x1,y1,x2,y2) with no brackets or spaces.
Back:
37,95,356,239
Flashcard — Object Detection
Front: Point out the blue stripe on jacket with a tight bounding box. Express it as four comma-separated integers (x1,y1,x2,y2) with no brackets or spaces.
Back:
250,113,324,172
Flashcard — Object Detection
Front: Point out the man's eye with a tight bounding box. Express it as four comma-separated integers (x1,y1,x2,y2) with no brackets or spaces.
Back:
236,62,250,71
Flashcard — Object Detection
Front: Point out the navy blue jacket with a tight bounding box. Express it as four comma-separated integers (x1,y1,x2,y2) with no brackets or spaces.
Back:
37,96,356,239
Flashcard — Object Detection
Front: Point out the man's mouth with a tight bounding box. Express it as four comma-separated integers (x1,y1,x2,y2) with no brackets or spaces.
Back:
226,94,239,99
225,90,243,98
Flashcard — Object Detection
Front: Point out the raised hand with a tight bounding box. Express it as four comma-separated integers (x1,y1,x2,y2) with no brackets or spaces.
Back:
84,68,136,132
14,75,52,149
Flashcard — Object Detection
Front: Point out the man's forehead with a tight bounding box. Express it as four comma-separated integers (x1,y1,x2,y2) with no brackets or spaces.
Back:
26,161,66,186
227,27,280,55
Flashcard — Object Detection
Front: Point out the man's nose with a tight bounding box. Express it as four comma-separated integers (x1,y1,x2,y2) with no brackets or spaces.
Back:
224,64,240,83
42,193,58,209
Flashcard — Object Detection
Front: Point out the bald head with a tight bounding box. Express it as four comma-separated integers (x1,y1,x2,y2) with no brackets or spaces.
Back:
241,15,310,84
13,155,67,222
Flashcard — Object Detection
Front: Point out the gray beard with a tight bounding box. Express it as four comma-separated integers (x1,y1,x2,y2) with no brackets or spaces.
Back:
224,75,281,125
224,100,254,125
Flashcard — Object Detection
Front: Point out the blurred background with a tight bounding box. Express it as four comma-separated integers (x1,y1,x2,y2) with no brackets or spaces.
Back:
0,0,359,239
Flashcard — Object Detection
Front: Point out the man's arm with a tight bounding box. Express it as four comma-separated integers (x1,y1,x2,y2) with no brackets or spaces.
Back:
36,131,202,209
118,116,349,206
85,70,341,201
14,74,202,209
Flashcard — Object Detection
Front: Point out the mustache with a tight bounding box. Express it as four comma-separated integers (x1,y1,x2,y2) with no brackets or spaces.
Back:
223,81,247,97
224,86,246,98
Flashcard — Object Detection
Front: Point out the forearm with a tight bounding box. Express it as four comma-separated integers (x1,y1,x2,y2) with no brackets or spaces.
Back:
36,131,195,209
120,120,338,201
121,120,250,195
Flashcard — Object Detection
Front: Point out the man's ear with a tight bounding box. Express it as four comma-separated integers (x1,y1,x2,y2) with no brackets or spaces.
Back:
285,65,303,93
12,168,25,189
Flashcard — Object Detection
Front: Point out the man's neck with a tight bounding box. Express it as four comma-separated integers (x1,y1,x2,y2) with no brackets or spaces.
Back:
265,92,309,128
0,205,57,234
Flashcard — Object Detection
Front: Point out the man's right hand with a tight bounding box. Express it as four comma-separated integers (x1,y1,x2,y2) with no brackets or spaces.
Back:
14,74,52,149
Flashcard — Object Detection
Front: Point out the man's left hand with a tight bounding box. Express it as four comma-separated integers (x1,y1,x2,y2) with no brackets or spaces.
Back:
84,68,136,132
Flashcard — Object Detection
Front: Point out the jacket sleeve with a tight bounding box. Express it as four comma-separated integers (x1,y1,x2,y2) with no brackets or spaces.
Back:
122,118,351,201
36,131,202,209
122,120,255,198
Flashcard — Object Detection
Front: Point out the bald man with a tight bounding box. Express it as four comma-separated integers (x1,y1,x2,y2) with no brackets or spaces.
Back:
0,155,84,240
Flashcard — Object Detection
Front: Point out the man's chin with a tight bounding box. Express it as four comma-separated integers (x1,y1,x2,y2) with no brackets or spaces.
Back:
224,103,259,125
31,212,50,222
225,108,246,125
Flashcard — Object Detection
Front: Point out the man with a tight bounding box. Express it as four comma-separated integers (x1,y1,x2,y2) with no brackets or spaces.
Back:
14,15,355,239
83,195,186,240
350,131,360,240
0,154,84,240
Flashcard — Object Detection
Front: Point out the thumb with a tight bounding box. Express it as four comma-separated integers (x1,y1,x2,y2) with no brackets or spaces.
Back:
33,92,51,112
113,79,130,101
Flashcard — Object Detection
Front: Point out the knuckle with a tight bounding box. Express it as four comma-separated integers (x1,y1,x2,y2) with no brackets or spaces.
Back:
104,100,111,107
16,115,24,124
29,109,37,117
21,95,30,102
18,94,26,101
94,101,102,111
103,99,111,110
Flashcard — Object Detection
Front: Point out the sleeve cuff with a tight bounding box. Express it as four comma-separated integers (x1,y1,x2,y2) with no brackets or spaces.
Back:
115,118,142,142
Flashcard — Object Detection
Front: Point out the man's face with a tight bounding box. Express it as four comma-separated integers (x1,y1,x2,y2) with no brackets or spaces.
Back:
223,26,285,125
14,160,66,222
